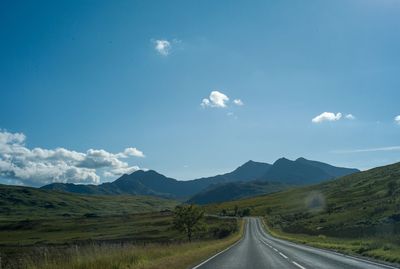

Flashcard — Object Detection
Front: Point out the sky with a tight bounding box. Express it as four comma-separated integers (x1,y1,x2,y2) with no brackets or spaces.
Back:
1,0,400,186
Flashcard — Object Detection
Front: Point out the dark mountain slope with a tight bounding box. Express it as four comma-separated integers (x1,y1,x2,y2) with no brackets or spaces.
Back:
190,160,271,186
261,157,358,185
295,157,360,178
187,180,289,205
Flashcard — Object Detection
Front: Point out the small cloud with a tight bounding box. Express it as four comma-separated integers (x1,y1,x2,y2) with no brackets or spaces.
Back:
154,40,171,56
117,147,145,158
233,99,244,106
395,115,400,125
312,112,342,123
332,146,400,154
201,91,229,108
345,114,356,120
200,98,210,108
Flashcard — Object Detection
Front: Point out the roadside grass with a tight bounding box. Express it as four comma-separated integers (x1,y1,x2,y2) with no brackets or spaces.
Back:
2,219,244,269
260,218,400,264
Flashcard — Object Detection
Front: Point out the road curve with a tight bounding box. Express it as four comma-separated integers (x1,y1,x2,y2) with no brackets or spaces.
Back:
193,217,399,269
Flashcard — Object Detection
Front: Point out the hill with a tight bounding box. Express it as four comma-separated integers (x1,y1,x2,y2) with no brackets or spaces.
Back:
0,184,177,219
205,161,400,262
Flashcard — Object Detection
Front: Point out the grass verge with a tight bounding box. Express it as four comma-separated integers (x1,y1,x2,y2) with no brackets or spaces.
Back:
260,217,400,264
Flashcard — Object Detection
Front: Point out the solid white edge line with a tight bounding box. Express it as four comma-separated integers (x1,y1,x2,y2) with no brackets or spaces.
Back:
191,222,246,269
279,252,288,259
292,261,307,269
258,218,400,269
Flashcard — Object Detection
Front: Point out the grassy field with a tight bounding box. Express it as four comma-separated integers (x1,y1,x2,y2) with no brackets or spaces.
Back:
206,162,400,263
0,216,242,269
0,184,242,269
0,184,178,220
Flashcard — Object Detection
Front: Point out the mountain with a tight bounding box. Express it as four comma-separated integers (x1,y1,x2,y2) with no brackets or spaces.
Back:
41,158,359,200
187,158,359,204
43,170,201,198
261,157,359,185
187,180,289,205
42,160,273,199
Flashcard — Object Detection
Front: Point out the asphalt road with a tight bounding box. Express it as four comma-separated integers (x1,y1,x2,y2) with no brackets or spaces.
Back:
193,217,399,269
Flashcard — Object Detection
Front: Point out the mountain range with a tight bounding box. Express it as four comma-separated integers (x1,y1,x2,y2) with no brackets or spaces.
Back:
41,157,359,203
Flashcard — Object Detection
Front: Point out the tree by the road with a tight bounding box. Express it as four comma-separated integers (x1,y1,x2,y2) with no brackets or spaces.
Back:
173,204,205,242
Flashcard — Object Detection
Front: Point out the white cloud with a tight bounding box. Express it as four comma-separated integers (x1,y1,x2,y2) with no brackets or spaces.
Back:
345,114,355,120
395,115,400,125
0,130,144,186
154,40,171,56
233,99,244,106
116,147,145,158
312,112,342,123
200,98,210,108
332,146,400,154
201,91,229,108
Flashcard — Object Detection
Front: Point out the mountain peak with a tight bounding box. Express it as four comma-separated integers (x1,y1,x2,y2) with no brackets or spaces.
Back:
274,157,291,164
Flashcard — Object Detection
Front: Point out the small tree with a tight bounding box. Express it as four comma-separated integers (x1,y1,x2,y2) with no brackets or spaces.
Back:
173,204,206,242
234,205,239,216
220,209,227,216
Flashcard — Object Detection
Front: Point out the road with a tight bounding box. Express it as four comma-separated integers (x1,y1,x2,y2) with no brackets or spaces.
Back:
193,218,399,269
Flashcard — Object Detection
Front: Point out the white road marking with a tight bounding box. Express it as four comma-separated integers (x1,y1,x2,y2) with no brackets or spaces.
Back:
273,248,278,252
279,252,288,259
292,261,307,269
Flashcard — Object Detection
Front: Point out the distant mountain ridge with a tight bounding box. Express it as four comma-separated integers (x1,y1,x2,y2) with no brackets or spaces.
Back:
41,157,359,201
187,180,290,205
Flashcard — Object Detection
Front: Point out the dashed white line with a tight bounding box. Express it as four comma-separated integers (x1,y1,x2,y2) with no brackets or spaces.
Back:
273,247,278,252
292,261,307,269
279,252,288,259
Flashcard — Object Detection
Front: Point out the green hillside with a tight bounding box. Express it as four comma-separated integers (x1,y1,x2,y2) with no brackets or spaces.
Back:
206,162,400,262
0,184,177,220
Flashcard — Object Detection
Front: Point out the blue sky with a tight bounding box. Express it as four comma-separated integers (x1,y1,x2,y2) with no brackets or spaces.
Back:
1,0,400,186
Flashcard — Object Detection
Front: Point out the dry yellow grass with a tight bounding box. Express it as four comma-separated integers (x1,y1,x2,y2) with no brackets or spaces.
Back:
20,219,244,269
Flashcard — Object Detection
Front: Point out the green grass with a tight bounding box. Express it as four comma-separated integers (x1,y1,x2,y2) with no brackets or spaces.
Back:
206,162,400,264
0,184,242,268
0,217,242,269
0,184,178,221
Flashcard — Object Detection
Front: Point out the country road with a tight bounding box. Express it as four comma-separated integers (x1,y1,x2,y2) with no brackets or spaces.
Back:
193,218,399,269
